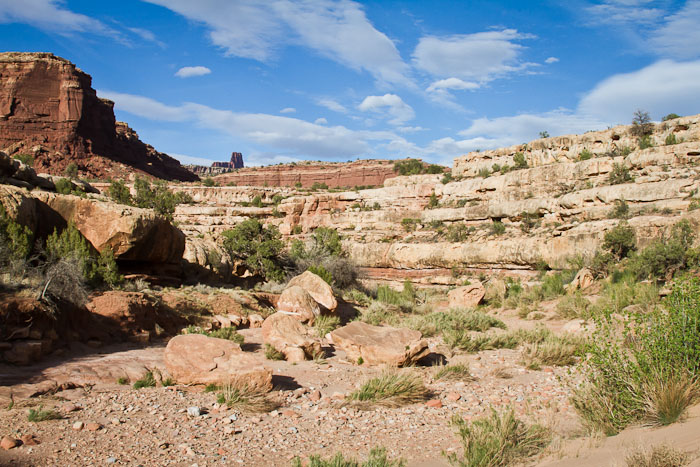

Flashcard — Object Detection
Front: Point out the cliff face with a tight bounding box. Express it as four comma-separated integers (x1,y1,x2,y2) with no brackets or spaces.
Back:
213,159,398,188
0,52,197,181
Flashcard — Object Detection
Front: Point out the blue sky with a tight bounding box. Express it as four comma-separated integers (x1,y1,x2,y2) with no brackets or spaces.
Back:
1,0,699,167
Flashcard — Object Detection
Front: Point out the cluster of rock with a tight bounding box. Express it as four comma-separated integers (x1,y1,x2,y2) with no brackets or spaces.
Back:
185,152,245,176
163,270,430,390
0,52,197,181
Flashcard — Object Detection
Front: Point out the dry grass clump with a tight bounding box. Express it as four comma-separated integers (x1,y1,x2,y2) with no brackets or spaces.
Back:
292,446,406,467
641,373,700,426
314,315,341,337
216,383,278,413
625,444,692,467
347,370,430,407
555,292,591,319
434,363,474,382
445,408,550,467
521,335,583,370
264,343,285,360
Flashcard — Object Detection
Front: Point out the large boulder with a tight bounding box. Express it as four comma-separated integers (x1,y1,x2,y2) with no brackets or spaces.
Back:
330,321,430,366
261,312,321,362
33,191,185,264
567,268,595,292
276,286,320,324
448,281,485,308
164,334,272,389
287,270,337,311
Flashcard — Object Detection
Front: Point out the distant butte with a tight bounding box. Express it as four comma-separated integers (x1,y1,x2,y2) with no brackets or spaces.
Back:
0,52,198,181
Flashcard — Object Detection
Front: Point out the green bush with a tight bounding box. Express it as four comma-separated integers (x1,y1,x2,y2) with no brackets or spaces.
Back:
477,167,491,178
289,227,360,289
662,113,681,121
292,447,405,467
251,195,263,207
609,199,630,219
401,218,419,232
310,182,329,190
445,223,472,242
639,135,654,149
308,265,332,285
574,276,700,435
403,308,505,337
13,153,34,166
602,222,636,260
578,149,593,161
63,162,79,178
132,177,189,221
393,159,424,176
665,133,679,145
626,220,698,280
108,180,132,205
133,371,156,389
490,221,506,235
203,177,216,187
427,193,439,208
55,178,72,195
441,172,453,184
609,163,633,185
221,219,285,281
513,152,528,169
426,164,444,174
0,205,32,261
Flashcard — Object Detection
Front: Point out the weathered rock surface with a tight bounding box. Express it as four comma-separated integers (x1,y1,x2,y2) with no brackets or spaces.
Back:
0,52,197,181
330,321,430,366
164,334,272,388
567,268,595,292
287,271,337,311
261,312,321,362
276,286,320,323
447,282,485,308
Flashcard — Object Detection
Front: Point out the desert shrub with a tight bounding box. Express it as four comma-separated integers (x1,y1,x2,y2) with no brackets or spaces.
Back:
539,130,550,138
513,152,528,169
445,223,472,242
393,159,424,176
662,113,681,122
13,153,34,166
217,383,277,412
602,222,636,260
426,164,444,174
206,327,245,344
308,265,332,285
347,370,430,407
292,447,405,467
490,221,506,236
359,301,401,326
401,218,419,232
314,315,341,337
310,182,328,190
609,199,630,219
631,109,654,137
573,276,700,435
289,227,360,289
626,444,691,467
54,177,72,195
427,193,439,208
442,172,453,184
63,162,79,178
609,163,633,185
251,195,263,207
133,371,156,389
521,334,583,369
375,281,417,312
556,292,591,319
27,406,62,422
221,219,284,281
46,223,122,287
626,220,699,281
519,212,539,233
203,177,216,187
477,167,491,178
404,309,505,337
131,177,190,221
446,408,550,467
665,133,678,145
264,343,285,360
108,179,132,205
639,134,654,149
578,149,593,161
0,206,32,263
435,363,474,381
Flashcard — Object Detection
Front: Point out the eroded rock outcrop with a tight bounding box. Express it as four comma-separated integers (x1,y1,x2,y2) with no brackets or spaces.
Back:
287,271,337,312
0,52,197,181
276,286,320,324
261,312,321,362
330,321,429,366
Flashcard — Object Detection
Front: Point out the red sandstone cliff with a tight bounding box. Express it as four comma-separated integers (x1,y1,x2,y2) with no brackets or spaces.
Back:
0,52,197,181
213,160,399,188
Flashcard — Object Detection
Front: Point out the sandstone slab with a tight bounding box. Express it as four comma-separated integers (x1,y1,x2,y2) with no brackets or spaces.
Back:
330,321,429,366
448,282,485,309
261,312,320,362
276,286,320,323
164,334,272,389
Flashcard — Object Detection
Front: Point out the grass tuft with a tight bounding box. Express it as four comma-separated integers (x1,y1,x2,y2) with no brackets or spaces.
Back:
27,406,62,422
264,343,286,360
625,444,691,467
133,371,156,389
216,383,277,413
445,408,550,467
641,373,699,426
314,315,341,338
292,446,406,467
434,363,474,382
347,371,430,407
521,335,583,369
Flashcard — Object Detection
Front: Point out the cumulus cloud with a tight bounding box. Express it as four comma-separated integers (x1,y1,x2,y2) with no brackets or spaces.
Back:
586,0,663,25
426,77,480,93
0,0,114,35
358,94,415,125
314,117,328,124
545,56,559,64
144,0,412,86
412,29,536,83
98,90,412,160
174,66,212,78
397,126,427,133
317,97,347,113
280,107,296,114
578,59,700,123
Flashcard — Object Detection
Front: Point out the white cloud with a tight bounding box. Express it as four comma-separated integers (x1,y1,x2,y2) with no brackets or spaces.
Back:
358,94,415,125
145,0,412,86
426,77,480,93
0,0,113,35
126,27,166,48
586,0,663,25
314,117,328,124
169,153,216,166
412,29,536,83
649,0,700,59
397,126,427,133
98,90,411,160
317,98,347,113
545,56,559,64
578,59,700,123
280,107,296,114
174,66,212,78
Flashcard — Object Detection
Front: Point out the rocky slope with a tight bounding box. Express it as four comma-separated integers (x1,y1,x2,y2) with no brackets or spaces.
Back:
170,114,700,284
0,52,197,181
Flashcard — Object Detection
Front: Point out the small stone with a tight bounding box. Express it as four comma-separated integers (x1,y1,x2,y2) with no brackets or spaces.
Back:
221,417,232,425
62,403,80,413
1,436,20,450
426,399,443,408
72,421,84,431
187,407,201,417
86,423,102,432
446,392,461,402
110,418,121,426
20,434,39,446
106,457,117,464
282,409,298,418
308,390,322,402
